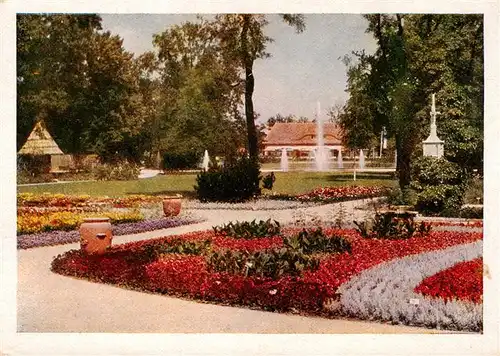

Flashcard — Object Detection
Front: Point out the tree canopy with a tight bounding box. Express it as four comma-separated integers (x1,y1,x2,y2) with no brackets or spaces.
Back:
339,14,483,187
17,14,149,162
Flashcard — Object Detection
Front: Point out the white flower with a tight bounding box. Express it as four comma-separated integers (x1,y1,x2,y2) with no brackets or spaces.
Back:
269,289,277,295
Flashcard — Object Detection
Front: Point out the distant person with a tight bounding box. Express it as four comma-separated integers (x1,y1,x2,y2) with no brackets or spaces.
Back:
263,172,276,190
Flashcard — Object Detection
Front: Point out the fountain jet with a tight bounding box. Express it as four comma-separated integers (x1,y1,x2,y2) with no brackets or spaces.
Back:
201,150,210,170
314,101,329,171
280,148,289,172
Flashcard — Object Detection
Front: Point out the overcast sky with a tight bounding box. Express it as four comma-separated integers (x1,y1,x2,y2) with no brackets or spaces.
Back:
100,14,377,123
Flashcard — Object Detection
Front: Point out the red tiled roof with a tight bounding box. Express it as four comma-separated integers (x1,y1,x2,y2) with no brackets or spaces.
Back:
264,122,343,146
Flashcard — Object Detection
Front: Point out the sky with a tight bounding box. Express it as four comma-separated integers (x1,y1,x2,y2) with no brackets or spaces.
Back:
100,14,378,123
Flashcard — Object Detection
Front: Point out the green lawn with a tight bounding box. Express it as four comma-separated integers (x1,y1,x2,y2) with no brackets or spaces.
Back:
17,171,397,198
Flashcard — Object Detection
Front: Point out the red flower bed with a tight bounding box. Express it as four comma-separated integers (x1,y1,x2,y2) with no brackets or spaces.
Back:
414,258,483,303
146,255,208,296
297,186,387,202
301,229,482,293
51,227,482,315
427,221,483,228
200,273,331,311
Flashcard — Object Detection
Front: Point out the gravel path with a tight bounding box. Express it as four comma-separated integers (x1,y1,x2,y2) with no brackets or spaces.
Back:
15,198,452,334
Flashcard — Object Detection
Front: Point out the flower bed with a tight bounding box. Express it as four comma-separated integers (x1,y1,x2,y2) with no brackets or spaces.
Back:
17,193,167,209
184,199,319,210
415,258,483,303
336,241,482,331
425,220,483,228
51,225,483,330
298,186,388,203
17,209,144,235
18,216,204,249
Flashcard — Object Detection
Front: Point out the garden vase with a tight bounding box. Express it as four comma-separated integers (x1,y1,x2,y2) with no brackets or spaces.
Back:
162,195,182,217
79,217,113,255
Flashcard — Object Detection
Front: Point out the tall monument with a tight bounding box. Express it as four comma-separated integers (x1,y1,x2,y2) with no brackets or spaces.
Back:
422,93,444,158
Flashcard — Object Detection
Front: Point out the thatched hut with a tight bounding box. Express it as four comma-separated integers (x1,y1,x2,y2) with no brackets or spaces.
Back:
18,120,64,174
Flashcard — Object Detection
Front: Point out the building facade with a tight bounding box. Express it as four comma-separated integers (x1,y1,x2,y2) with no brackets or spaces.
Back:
263,122,343,158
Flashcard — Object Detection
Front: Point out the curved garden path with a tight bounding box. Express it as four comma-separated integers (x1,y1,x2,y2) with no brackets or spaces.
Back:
17,199,457,333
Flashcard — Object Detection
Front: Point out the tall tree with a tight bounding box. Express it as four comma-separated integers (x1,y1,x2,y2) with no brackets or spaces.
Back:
17,14,149,162
152,18,246,161
213,14,306,160
340,14,483,188
17,14,102,151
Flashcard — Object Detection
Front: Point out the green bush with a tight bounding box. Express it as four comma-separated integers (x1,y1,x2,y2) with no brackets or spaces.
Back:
194,157,261,202
283,228,352,254
410,156,468,215
213,219,281,239
93,161,140,181
354,212,431,239
457,206,483,219
207,248,320,280
387,187,418,206
162,151,201,170
441,206,483,219
463,177,483,205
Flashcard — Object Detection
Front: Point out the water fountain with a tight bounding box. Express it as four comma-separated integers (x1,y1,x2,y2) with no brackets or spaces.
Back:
201,150,210,170
314,101,330,171
359,149,365,169
337,150,343,169
280,148,289,172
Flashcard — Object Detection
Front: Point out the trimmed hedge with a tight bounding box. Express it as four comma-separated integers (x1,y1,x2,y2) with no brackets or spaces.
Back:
410,156,468,215
194,157,261,202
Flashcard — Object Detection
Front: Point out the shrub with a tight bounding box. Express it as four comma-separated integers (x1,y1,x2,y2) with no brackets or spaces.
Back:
386,187,418,206
283,228,352,254
194,157,261,202
440,206,483,219
410,156,468,215
144,238,211,257
162,151,201,170
463,177,483,205
354,212,431,239
207,248,320,280
93,161,140,181
213,219,280,239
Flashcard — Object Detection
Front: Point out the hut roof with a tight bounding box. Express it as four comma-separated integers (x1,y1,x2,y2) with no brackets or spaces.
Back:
264,122,343,146
18,120,64,155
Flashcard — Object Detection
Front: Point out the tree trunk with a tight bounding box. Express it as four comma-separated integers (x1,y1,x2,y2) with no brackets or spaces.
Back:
241,15,259,160
396,134,411,189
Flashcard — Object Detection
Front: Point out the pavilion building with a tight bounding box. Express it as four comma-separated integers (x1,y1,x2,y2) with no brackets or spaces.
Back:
263,122,343,158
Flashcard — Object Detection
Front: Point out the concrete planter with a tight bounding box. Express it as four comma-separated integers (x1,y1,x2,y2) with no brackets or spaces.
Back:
162,195,182,217
79,217,113,254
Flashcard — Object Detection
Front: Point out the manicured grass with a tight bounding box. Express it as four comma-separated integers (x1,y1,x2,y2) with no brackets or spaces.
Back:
18,171,397,197
17,174,198,198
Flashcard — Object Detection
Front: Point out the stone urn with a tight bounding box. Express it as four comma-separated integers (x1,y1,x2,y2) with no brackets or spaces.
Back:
79,217,113,255
162,194,182,217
